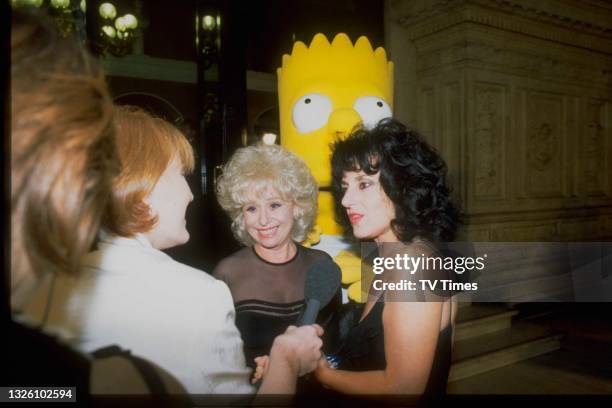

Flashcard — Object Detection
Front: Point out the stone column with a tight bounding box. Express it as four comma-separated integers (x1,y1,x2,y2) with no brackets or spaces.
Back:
386,0,612,241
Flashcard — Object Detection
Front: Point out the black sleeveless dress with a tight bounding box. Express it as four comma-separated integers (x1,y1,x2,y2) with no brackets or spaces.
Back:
335,301,453,397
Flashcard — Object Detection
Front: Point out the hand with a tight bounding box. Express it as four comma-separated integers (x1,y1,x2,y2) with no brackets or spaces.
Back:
251,355,269,384
271,324,324,377
313,356,332,386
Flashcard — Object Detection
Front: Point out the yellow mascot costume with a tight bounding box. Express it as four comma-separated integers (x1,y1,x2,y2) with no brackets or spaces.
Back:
277,33,393,302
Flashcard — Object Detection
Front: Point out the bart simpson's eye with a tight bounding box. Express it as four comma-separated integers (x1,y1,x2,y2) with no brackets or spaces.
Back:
292,93,333,134
353,96,392,129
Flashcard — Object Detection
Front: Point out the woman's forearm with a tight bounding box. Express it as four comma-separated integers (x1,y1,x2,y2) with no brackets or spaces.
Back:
257,345,298,394
318,368,415,395
317,362,430,395
256,324,324,394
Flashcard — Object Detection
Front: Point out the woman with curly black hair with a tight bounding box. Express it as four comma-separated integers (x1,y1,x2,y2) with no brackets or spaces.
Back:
313,118,459,400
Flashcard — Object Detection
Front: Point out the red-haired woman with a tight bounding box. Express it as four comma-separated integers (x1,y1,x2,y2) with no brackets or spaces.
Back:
21,106,324,395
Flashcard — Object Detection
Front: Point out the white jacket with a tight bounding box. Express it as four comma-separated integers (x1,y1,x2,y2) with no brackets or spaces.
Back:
21,234,254,394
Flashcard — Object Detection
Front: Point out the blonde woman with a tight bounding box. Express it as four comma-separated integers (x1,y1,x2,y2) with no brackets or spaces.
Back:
215,144,342,379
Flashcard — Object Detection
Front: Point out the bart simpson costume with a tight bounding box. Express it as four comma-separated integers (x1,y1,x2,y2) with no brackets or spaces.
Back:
277,33,393,303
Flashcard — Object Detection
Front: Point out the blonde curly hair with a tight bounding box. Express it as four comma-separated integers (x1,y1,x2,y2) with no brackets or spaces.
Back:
216,144,318,246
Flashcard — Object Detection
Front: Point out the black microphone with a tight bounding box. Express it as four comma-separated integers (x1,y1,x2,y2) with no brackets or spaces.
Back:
297,258,341,326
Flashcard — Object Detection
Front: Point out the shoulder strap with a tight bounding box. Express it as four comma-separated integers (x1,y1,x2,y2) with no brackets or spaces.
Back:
92,345,168,396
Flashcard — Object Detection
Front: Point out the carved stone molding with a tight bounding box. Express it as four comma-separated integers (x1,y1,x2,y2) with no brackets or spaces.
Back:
462,215,612,241
582,100,609,197
483,0,610,37
495,222,559,241
389,0,612,54
440,82,463,196
391,0,612,35
466,205,612,225
524,92,565,198
582,121,606,195
559,217,603,240
418,88,436,143
473,84,505,200
527,123,557,172
415,40,611,85
388,1,612,240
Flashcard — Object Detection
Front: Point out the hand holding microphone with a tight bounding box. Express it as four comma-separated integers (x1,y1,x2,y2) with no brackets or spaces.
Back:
297,258,343,376
253,258,342,385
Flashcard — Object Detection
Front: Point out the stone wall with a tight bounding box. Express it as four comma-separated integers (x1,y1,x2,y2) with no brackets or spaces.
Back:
385,0,612,241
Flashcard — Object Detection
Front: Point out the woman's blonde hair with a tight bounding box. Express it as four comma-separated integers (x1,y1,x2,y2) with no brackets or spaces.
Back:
216,144,318,246
107,105,195,237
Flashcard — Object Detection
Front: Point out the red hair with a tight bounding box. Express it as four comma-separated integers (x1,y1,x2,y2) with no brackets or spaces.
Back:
107,105,195,236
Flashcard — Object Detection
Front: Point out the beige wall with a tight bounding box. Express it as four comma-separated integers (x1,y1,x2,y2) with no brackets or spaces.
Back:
385,0,612,241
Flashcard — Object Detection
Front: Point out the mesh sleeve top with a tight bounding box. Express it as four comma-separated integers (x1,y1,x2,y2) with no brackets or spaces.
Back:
213,244,342,368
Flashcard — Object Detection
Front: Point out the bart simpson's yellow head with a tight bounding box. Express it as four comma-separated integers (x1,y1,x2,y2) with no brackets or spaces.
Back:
278,33,394,189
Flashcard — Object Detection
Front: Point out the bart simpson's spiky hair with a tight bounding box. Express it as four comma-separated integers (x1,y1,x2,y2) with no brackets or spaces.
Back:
277,33,393,98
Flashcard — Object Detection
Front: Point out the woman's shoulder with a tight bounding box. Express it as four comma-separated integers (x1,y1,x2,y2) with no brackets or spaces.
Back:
377,239,440,279
407,238,440,257
165,253,237,286
219,246,253,263
378,238,440,258
87,236,223,289
299,244,335,263
152,258,236,310
84,234,170,270
212,247,252,280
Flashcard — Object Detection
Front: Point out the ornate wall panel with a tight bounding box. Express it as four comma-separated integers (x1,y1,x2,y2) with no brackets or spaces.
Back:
522,91,566,199
472,82,506,202
441,81,463,201
582,99,610,197
386,0,612,241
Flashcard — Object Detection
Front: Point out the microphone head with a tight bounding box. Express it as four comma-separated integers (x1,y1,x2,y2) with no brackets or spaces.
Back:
304,258,341,307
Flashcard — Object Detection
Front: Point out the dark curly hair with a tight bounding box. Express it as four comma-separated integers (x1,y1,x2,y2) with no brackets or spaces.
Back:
331,118,459,243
